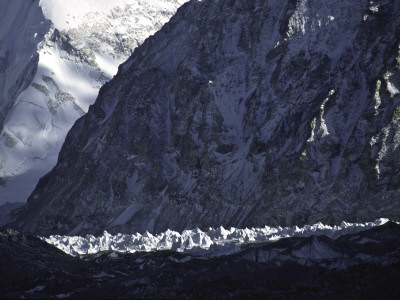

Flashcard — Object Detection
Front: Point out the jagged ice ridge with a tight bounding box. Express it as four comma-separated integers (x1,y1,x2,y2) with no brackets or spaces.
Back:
43,218,393,257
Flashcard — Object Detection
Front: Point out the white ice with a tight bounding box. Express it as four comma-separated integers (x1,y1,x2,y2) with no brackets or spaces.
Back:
43,218,393,257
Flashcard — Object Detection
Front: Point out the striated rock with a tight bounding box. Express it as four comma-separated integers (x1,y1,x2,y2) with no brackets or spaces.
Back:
14,0,400,235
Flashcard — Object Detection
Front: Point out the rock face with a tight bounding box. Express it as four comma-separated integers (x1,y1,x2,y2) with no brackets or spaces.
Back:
0,0,49,129
14,0,400,235
0,0,187,204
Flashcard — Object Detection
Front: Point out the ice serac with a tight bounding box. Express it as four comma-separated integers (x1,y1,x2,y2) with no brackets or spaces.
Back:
2,222,400,298
0,0,187,204
42,219,395,259
15,0,400,235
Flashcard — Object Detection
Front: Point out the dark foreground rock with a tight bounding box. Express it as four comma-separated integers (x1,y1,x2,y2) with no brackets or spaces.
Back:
1,222,399,299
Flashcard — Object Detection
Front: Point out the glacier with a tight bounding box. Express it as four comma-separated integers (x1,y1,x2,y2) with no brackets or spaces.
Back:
2,220,400,298
1,0,399,297
43,218,393,258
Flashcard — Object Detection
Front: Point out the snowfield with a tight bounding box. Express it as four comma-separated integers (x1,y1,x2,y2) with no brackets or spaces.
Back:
43,218,393,257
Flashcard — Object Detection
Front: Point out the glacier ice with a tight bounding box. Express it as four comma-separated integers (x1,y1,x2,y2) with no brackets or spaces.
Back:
43,218,393,257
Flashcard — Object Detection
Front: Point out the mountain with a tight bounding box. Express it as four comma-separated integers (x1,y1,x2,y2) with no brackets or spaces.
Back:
13,0,400,235
1,221,400,298
0,0,187,205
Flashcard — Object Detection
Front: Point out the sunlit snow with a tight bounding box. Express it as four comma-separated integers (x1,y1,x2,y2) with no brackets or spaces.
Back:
43,218,392,257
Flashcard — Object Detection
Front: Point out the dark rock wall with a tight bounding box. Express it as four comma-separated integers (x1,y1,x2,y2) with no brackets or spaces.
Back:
15,0,400,235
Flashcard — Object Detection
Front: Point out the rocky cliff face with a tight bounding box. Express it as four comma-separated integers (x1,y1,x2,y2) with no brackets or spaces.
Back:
0,1,50,130
14,0,400,235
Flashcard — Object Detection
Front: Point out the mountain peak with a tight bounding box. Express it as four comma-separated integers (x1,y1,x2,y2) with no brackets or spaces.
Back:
13,0,400,235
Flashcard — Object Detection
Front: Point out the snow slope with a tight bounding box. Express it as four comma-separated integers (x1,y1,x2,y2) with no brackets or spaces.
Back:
0,0,187,204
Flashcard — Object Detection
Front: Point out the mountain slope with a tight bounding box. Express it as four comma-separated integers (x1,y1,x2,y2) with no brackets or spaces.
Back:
0,0,187,204
14,0,400,235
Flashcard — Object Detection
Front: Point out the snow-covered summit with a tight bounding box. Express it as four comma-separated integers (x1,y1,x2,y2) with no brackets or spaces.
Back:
40,0,139,31
0,0,187,204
